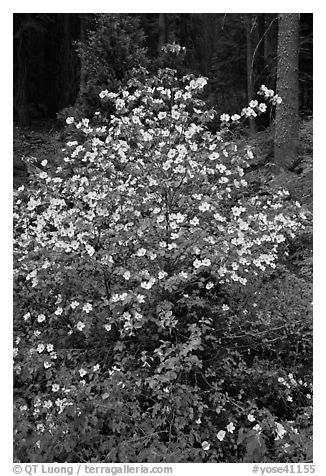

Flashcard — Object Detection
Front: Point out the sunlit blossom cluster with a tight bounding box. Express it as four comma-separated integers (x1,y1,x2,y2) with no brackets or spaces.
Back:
14,70,307,343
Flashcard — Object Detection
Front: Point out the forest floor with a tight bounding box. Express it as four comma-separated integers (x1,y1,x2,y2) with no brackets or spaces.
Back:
13,119,65,188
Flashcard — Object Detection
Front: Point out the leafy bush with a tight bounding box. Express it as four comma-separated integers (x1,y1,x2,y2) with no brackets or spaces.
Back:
14,65,312,463
58,14,148,123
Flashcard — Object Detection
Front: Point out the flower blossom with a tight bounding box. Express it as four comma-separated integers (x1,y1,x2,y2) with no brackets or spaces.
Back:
82,303,92,313
199,202,210,212
79,368,87,378
76,321,85,331
201,441,210,451
37,314,45,323
217,430,226,441
226,422,236,433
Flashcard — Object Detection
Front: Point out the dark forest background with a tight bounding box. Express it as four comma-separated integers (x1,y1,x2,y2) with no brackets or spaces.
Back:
13,13,312,127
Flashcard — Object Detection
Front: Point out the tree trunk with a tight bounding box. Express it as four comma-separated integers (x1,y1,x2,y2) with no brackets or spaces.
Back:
274,13,300,173
158,13,166,53
245,14,256,136
15,23,30,126
78,15,87,108
58,14,71,109
256,14,266,84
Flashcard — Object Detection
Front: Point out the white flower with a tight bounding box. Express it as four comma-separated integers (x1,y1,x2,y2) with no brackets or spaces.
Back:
190,77,207,89
175,213,185,223
86,245,95,257
82,303,92,313
249,100,258,108
99,90,109,99
162,160,172,171
41,159,48,166
141,279,155,290
193,259,202,269
217,430,226,441
253,424,262,433
76,321,85,331
134,311,143,321
190,217,199,226
275,422,286,440
287,396,293,402
222,304,229,311
201,441,210,451
27,198,41,211
136,248,146,257
111,294,120,303
226,422,236,433
70,301,79,309
170,221,178,230
37,314,45,323
273,95,282,105
44,400,53,409
142,131,152,141
209,152,220,160
231,114,241,121
79,368,87,378
93,364,100,371
123,271,131,280
248,414,256,422
44,361,52,369
47,344,54,352
199,202,210,212
206,282,214,290
232,206,245,217
258,103,267,112
37,344,45,353
55,307,63,316
52,384,60,392
104,324,111,332
66,116,74,124
220,113,230,122
171,109,180,120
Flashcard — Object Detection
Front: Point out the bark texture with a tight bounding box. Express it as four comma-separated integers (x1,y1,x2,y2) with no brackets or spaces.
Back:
274,13,300,172
158,13,166,53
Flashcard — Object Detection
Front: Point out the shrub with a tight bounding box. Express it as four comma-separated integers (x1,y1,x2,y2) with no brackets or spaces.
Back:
13,65,312,463
58,14,148,123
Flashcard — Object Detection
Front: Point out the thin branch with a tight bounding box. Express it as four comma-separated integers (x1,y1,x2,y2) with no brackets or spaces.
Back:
250,16,278,86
